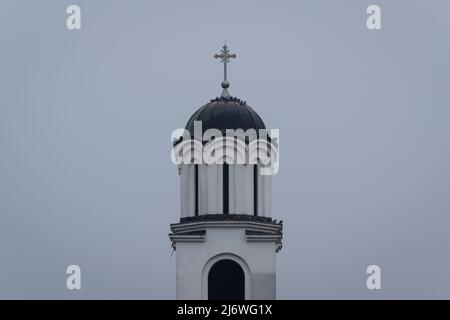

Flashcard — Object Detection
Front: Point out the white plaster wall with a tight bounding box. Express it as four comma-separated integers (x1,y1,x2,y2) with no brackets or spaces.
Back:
175,227,277,300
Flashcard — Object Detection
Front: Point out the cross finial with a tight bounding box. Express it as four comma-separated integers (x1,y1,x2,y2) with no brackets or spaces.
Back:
214,44,237,97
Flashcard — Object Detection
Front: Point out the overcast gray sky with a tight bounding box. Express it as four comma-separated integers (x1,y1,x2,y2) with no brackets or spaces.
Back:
0,0,449,299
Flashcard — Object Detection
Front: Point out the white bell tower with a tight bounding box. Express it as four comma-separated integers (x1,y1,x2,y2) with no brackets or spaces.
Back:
170,45,282,300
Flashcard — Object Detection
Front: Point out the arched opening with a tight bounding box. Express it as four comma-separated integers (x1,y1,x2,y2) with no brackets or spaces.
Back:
208,259,245,300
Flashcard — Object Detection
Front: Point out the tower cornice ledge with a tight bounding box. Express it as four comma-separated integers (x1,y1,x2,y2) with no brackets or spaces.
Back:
169,216,283,252
178,214,278,224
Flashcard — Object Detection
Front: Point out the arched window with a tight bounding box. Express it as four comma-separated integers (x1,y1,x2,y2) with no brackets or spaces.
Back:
208,259,245,300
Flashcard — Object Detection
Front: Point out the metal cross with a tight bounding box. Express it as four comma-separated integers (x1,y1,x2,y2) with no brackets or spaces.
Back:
214,45,237,82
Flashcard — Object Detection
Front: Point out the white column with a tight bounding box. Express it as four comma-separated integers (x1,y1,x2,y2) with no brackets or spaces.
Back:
257,171,272,218
232,165,253,215
229,165,236,214
263,175,272,217
180,164,195,218
199,164,223,215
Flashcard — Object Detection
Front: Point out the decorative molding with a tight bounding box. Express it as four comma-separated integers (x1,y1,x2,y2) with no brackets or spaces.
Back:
179,213,277,224
169,219,283,251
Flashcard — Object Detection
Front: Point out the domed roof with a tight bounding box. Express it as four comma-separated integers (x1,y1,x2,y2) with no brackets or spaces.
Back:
181,44,267,138
185,96,266,136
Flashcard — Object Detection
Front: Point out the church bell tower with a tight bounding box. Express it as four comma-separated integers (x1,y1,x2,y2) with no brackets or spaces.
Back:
170,45,282,300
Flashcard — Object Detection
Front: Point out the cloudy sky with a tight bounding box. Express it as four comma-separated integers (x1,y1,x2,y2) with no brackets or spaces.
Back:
0,0,449,299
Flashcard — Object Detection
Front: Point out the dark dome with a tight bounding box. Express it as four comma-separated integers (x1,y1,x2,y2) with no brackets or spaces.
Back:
185,96,266,135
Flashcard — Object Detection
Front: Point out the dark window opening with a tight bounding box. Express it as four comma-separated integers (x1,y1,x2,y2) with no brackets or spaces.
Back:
208,259,245,300
253,165,258,216
223,164,229,214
